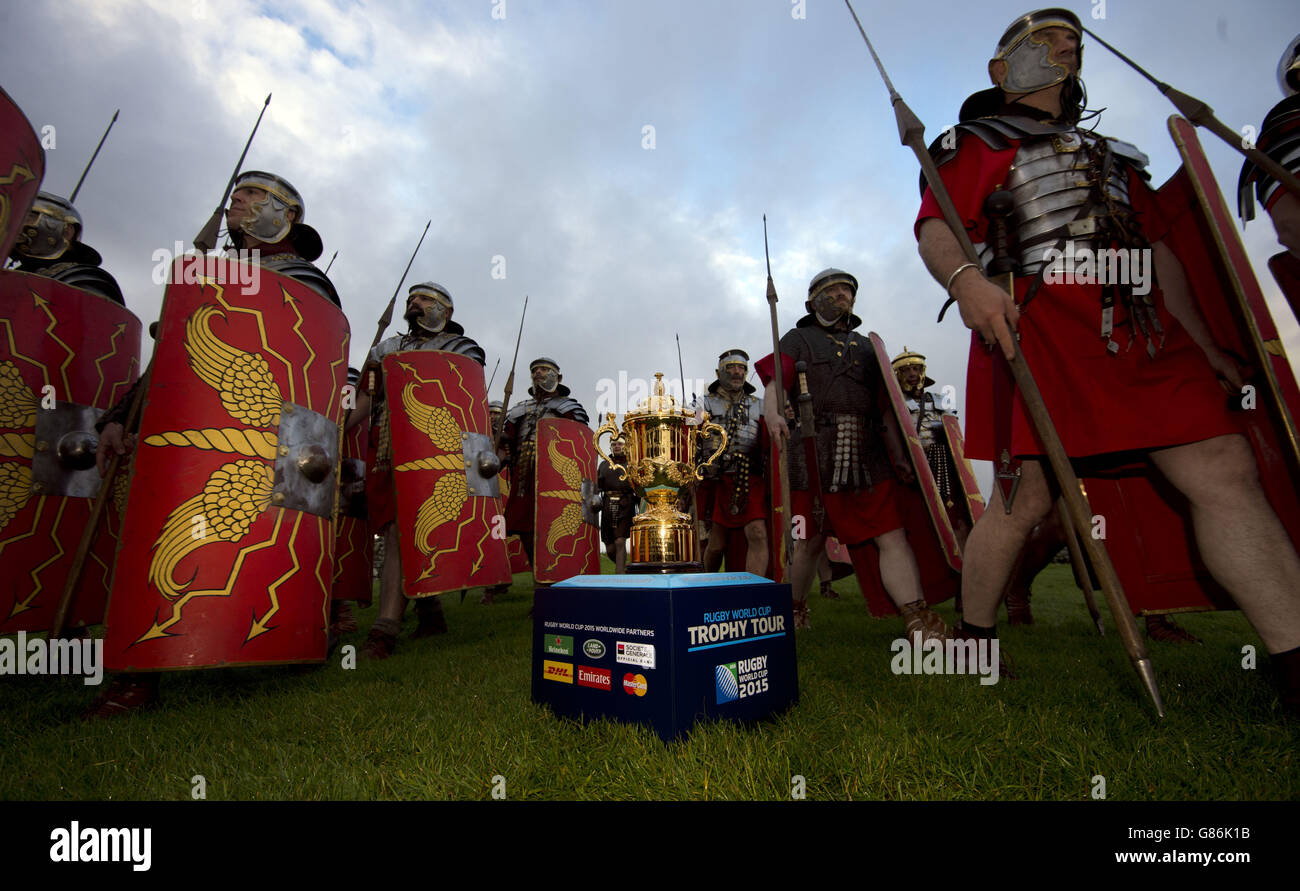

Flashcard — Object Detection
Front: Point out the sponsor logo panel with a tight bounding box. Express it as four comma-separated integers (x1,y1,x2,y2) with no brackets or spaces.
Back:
544,635,574,657
616,641,655,669
543,660,574,684
577,665,612,691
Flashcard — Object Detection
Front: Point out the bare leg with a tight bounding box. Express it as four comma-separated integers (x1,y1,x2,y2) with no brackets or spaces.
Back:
790,532,826,603
744,518,768,576
874,528,926,608
1150,434,1300,653
615,536,627,574
703,523,725,572
378,524,407,624
959,460,1054,628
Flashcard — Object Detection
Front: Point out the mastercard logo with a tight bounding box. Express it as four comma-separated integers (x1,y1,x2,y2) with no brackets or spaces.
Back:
622,672,647,697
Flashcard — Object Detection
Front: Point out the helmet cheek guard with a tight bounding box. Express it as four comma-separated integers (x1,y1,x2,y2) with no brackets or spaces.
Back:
232,171,305,245
14,192,82,261
991,8,1082,94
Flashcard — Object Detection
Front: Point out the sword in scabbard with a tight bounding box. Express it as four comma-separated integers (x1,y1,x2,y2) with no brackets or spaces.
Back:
496,295,529,447
764,215,794,577
193,93,272,252
1081,25,1300,204
794,361,826,533
844,0,1163,715
69,109,119,204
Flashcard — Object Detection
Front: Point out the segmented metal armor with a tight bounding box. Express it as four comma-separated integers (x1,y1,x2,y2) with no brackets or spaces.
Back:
933,115,1163,355
1239,34,1300,222
693,388,764,514
779,326,894,493
905,393,957,506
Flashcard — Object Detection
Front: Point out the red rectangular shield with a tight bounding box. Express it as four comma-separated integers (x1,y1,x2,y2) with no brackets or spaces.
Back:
533,417,600,583
103,256,349,670
0,87,44,259
1081,115,1300,614
0,272,142,633
383,350,511,597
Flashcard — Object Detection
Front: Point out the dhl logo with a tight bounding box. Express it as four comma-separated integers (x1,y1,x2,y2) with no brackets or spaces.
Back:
542,660,574,684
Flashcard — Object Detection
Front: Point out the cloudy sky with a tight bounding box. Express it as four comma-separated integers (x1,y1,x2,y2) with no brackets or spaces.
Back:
2,0,1296,488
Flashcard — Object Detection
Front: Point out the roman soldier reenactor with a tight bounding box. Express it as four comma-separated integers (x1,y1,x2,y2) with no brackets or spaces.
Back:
1239,34,1300,257
96,171,339,452
757,268,952,639
1239,35,1300,318
499,358,589,571
349,281,485,659
84,170,344,717
914,9,1300,708
596,436,635,573
9,192,125,305
890,346,972,548
692,349,769,576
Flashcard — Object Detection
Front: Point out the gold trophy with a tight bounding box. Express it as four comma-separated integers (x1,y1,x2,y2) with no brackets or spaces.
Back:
594,373,727,573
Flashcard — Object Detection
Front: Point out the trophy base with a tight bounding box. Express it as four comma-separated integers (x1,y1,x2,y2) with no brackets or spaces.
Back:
627,560,704,575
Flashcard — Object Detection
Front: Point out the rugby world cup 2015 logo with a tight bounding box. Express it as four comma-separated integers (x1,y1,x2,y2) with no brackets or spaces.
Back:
715,662,739,704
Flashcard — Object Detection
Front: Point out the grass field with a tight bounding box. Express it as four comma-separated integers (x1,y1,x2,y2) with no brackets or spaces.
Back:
2,562,1296,801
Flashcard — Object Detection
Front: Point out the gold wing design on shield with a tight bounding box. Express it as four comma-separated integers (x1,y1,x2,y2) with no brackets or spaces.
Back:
393,371,469,572
138,304,285,641
540,437,585,558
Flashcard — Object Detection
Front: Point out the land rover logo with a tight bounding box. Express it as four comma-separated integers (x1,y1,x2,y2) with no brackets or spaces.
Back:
583,639,606,659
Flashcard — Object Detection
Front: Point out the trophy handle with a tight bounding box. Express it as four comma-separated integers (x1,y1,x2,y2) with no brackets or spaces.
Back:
695,419,728,481
593,412,628,482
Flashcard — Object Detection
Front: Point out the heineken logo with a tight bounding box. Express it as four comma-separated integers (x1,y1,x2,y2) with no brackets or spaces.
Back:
544,635,573,657
582,639,605,659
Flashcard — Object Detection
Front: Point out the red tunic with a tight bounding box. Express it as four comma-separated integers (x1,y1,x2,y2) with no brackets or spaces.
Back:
914,135,1241,460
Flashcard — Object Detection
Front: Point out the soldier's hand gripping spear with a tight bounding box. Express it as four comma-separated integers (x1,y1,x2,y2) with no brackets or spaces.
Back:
495,295,529,448
843,0,1162,715
193,93,271,252
763,215,794,578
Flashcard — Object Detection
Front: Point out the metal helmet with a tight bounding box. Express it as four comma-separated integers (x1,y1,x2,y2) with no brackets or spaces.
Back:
716,348,748,374
991,8,1082,94
1280,34,1300,97
891,346,926,377
14,192,83,260
805,267,859,323
892,345,935,390
808,268,858,300
231,170,305,244
405,281,454,334
529,357,561,395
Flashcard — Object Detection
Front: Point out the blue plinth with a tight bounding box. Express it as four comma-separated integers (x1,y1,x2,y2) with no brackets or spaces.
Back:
531,572,798,741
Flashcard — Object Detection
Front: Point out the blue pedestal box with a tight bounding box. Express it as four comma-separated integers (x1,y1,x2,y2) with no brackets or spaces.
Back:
531,572,798,741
